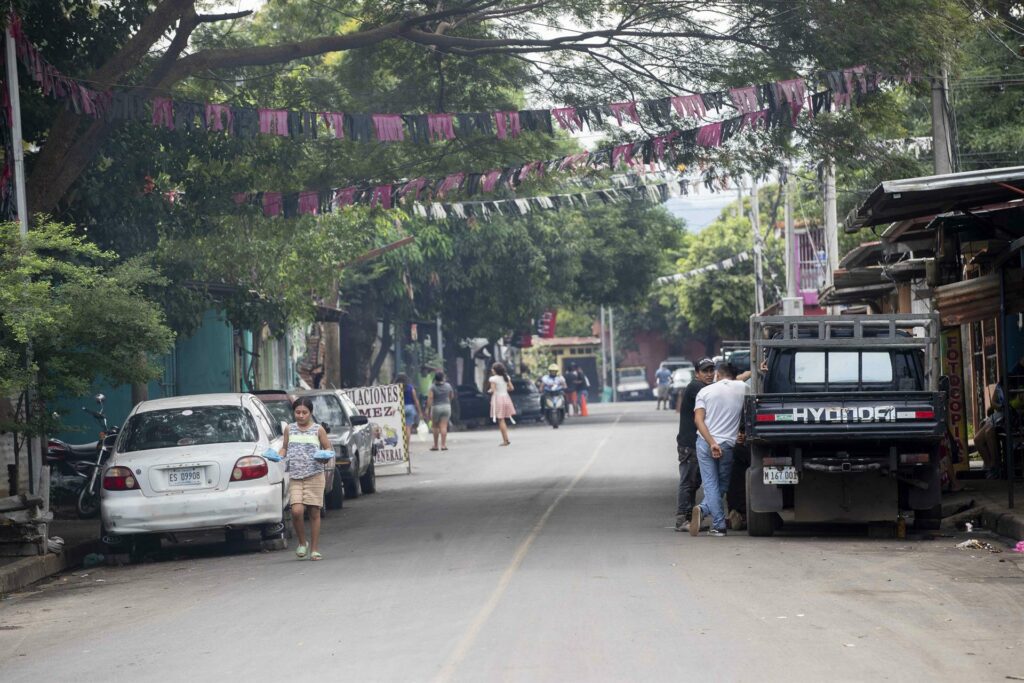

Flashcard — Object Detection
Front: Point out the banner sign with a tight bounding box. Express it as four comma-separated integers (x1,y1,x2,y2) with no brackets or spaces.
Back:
941,328,970,472
342,384,410,474
537,310,558,338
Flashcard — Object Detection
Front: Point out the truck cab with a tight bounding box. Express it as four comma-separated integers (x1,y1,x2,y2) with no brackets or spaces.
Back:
744,314,945,536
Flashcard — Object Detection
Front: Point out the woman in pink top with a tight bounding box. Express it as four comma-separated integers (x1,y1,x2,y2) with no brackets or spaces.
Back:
488,362,517,446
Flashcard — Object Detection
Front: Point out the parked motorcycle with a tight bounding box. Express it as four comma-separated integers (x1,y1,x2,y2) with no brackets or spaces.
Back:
45,394,119,519
542,388,566,429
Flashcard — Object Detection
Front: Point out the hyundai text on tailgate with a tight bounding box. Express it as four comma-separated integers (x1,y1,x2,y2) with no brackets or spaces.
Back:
744,314,945,536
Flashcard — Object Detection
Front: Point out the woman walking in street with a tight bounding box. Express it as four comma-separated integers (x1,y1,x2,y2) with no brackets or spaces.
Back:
278,396,332,561
426,371,454,451
488,362,516,446
396,372,422,445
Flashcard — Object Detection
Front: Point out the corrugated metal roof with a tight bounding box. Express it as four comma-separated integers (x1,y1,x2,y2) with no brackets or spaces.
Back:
847,166,1024,230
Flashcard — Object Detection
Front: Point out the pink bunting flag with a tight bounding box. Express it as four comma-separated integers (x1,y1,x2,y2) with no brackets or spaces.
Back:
742,110,769,131
205,103,233,132
334,186,358,208
728,87,760,115
695,122,723,148
846,65,868,92
427,113,456,141
481,170,503,193
435,173,465,198
152,97,174,130
258,109,288,136
494,111,521,140
552,107,582,131
372,114,405,142
611,143,634,167
399,178,428,200
298,191,319,216
262,192,282,217
320,112,345,139
774,78,806,107
609,101,640,126
370,185,393,210
652,135,668,161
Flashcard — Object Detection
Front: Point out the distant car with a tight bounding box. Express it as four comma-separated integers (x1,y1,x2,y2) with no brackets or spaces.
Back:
456,384,491,426
660,357,695,373
293,389,374,508
616,366,651,401
668,367,694,407
101,393,290,561
510,378,542,421
251,390,293,426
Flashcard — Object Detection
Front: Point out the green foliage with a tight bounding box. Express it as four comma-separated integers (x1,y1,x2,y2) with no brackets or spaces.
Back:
0,220,174,432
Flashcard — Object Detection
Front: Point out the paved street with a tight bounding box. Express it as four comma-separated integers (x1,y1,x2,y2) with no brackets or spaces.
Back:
1,403,1023,682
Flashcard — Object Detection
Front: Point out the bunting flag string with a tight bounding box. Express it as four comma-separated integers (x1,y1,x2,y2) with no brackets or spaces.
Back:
655,251,752,284
8,12,894,146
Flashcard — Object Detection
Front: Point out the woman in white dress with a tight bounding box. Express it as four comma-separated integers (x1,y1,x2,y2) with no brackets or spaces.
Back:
488,362,517,446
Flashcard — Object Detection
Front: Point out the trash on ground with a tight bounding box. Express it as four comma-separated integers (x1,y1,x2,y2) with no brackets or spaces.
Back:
1012,541,1024,553
955,539,1001,553
82,553,105,568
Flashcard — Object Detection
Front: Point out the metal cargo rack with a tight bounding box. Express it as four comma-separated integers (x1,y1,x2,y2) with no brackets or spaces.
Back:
748,313,941,393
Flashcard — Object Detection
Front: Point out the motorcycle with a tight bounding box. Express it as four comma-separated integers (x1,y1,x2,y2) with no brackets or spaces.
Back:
541,388,566,429
45,394,119,519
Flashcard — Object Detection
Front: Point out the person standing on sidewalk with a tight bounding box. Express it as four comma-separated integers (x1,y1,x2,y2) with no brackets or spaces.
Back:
675,358,715,532
280,397,333,560
690,361,748,537
655,363,673,410
426,371,454,451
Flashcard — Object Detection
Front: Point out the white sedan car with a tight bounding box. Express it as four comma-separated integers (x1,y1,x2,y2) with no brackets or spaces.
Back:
101,393,290,560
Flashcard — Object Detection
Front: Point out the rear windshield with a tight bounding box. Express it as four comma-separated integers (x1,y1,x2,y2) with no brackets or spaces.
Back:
794,351,894,384
261,399,293,425
120,406,258,452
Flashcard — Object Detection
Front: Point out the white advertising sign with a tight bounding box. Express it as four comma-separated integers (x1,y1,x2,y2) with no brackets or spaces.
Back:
342,384,410,473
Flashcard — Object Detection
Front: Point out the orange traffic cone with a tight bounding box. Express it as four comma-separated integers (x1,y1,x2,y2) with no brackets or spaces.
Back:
580,393,589,416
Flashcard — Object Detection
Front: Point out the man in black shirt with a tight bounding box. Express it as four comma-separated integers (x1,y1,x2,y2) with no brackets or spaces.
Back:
675,357,715,532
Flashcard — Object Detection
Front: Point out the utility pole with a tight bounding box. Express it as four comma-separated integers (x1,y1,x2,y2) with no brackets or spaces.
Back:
736,182,744,219
608,307,617,403
599,305,607,398
5,25,28,237
823,162,840,313
749,177,766,314
436,315,444,373
782,171,803,316
931,68,954,175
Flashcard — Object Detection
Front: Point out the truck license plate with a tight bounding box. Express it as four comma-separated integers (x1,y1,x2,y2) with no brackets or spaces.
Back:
763,466,798,485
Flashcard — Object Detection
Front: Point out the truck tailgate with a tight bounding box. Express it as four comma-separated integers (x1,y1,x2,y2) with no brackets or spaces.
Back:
746,391,945,442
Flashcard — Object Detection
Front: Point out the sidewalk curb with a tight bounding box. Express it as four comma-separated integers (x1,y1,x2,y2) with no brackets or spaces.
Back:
0,538,103,597
979,507,1024,542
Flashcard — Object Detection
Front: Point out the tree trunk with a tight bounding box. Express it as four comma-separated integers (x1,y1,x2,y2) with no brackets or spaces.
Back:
368,317,392,384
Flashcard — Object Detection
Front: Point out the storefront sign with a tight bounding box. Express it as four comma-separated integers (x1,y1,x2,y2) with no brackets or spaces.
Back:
342,384,410,473
941,328,970,471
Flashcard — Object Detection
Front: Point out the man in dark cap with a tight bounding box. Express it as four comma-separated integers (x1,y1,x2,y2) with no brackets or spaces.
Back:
674,358,715,532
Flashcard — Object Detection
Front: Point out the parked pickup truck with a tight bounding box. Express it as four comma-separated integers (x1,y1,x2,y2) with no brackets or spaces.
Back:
744,314,946,536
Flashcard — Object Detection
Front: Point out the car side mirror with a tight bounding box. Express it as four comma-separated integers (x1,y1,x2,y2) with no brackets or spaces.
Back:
280,421,288,435
321,422,331,434
351,415,369,426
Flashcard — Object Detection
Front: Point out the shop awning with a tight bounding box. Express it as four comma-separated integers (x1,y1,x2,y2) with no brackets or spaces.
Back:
846,166,1024,230
933,270,1024,325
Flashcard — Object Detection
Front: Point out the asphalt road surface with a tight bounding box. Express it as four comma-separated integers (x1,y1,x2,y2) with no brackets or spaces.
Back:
2,403,1023,682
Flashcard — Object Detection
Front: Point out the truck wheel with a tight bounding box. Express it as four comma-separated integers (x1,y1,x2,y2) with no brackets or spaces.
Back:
746,469,776,537
325,467,345,510
913,503,942,531
360,460,377,494
345,455,362,499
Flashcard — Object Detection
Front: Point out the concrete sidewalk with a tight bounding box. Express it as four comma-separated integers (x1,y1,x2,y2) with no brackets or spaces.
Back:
0,519,101,596
942,478,1024,542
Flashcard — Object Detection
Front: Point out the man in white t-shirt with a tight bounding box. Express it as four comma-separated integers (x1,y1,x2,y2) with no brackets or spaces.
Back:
689,361,748,537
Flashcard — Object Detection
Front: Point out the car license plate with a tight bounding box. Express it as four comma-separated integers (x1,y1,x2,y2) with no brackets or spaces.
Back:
168,467,204,487
763,466,798,485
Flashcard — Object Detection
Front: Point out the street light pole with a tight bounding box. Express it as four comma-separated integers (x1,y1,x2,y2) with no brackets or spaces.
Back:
599,305,607,398
609,307,617,403
5,24,28,237
749,177,765,313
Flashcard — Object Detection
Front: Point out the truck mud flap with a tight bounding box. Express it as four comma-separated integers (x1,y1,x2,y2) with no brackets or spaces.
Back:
747,467,783,513
908,465,941,510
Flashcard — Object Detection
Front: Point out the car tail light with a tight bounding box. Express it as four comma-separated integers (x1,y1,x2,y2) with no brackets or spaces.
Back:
103,466,140,491
763,456,793,467
232,456,269,482
755,413,776,422
900,453,930,465
914,411,935,419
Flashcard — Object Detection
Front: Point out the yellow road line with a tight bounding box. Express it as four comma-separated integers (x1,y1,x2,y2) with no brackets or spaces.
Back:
434,413,623,683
